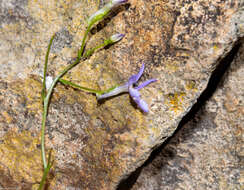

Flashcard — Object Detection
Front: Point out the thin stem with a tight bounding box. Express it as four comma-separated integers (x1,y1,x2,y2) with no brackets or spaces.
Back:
41,58,80,168
41,103,48,168
81,39,108,58
78,25,91,58
59,79,100,94
42,35,55,101
38,150,53,190
40,19,122,170
59,78,118,95
56,39,118,95
41,35,55,168
41,26,92,168
40,0,126,187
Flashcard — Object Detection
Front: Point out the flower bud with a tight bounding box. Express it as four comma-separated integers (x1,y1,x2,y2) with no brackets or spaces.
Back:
87,0,128,27
110,33,125,43
111,0,128,6
87,7,109,27
103,33,125,46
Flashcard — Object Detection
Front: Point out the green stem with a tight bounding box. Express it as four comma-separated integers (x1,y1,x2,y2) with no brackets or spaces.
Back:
78,25,91,58
41,103,48,168
38,150,53,190
41,20,120,170
42,35,55,101
41,57,80,168
59,79,100,94
41,26,93,169
57,39,118,95
59,78,118,95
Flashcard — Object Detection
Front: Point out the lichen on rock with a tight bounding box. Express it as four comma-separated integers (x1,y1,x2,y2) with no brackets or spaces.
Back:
130,41,244,190
0,0,243,189
0,130,42,184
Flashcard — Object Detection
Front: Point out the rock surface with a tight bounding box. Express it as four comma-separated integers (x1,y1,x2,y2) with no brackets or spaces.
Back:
0,0,243,189
129,41,244,190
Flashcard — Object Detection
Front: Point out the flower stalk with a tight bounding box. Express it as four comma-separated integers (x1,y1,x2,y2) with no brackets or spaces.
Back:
39,1,127,189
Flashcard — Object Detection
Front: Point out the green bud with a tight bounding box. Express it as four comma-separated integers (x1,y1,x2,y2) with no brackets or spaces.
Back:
87,0,128,28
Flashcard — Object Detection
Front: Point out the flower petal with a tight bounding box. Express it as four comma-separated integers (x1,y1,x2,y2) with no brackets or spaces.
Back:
129,86,140,98
128,63,145,85
137,99,149,113
135,79,157,90
109,33,125,43
129,87,149,112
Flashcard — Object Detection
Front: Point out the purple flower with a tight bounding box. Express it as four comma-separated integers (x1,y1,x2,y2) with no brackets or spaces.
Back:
97,64,157,112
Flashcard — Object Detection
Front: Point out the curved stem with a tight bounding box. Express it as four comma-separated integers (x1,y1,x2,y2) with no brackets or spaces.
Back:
78,25,91,58
41,25,92,168
42,35,55,102
59,78,100,94
41,26,94,168
41,21,120,169
41,104,48,168
38,150,53,190
41,56,80,168
59,78,118,95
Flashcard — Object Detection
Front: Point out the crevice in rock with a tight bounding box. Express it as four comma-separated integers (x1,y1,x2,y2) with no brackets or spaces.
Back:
116,42,242,190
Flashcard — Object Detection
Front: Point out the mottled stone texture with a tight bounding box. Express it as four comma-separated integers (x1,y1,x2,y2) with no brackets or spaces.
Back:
0,0,243,189
129,41,244,190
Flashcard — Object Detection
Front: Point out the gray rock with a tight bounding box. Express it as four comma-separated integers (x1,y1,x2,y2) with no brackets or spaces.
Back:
0,0,243,189
129,41,244,190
